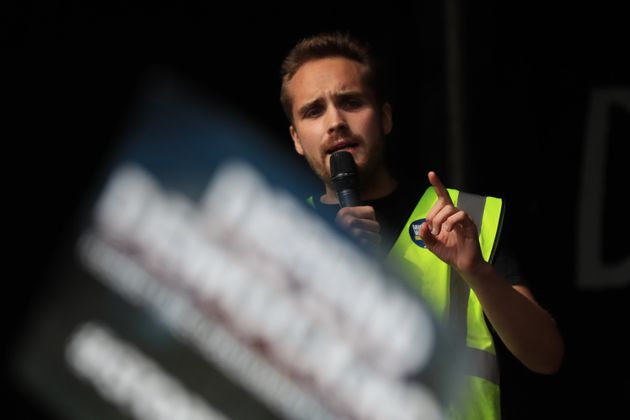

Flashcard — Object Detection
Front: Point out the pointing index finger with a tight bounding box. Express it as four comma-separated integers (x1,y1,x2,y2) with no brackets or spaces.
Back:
428,171,453,204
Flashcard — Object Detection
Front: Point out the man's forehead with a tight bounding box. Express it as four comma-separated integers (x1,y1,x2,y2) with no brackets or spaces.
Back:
288,57,368,104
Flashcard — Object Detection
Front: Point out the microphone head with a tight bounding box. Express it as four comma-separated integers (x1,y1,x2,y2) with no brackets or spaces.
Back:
330,151,357,179
330,151,358,194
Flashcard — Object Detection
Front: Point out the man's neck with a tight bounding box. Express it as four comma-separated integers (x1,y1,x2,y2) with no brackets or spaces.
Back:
320,166,398,205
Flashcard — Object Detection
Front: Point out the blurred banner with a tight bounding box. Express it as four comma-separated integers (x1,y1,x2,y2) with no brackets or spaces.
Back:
11,76,464,420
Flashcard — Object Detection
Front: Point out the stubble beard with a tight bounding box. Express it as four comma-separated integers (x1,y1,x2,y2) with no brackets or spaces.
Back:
305,140,386,198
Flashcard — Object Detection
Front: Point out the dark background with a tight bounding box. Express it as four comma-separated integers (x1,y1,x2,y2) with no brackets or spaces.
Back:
6,2,629,419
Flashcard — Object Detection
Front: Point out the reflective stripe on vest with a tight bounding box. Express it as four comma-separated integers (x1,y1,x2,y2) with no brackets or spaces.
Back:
388,186,503,420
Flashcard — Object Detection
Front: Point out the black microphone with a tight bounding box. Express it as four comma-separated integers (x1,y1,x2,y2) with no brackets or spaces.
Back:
330,151,360,208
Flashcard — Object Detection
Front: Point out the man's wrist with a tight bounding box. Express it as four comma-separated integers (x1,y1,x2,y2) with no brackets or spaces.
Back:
460,260,494,287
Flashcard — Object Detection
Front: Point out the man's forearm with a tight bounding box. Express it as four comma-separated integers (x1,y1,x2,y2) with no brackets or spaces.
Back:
461,261,565,374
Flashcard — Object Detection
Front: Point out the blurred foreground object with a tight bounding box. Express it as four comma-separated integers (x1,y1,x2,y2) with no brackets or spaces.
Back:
11,75,465,420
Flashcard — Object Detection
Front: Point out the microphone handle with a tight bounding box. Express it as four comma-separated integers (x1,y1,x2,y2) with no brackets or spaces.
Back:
337,188,359,208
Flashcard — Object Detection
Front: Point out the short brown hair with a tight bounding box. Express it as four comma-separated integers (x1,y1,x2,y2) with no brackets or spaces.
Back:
279,32,385,122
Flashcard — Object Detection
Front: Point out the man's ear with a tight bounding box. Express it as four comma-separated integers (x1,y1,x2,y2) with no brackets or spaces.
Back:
289,125,305,155
382,102,393,135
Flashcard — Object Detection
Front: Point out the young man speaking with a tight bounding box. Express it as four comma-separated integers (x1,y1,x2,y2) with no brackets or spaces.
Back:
280,32,564,419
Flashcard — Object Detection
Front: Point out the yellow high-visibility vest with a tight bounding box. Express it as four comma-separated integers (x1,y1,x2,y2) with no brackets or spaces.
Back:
307,185,504,419
388,186,503,420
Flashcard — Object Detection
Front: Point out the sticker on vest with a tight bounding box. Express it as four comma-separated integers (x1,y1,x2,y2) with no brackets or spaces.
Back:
409,219,427,248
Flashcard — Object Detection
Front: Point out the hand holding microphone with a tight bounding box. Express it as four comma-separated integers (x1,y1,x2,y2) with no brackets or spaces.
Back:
330,151,381,247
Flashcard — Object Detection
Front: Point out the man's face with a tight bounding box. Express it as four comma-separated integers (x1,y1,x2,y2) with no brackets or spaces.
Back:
287,57,392,184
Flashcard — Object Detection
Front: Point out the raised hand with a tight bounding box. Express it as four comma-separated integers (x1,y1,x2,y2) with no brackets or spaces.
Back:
419,171,484,274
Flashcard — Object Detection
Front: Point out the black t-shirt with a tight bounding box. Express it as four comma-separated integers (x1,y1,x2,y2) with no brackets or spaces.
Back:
310,181,526,286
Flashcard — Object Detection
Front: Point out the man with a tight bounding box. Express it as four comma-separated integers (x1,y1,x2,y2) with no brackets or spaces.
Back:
280,32,564,419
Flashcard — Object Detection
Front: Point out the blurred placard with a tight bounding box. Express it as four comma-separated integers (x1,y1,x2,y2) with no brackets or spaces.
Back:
11,75,463,420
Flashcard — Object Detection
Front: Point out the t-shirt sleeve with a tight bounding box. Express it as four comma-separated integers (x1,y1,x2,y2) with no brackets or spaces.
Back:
491,204,528,287
492,246,527,286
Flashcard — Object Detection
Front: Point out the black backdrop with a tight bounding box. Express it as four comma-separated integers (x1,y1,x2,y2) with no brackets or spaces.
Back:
6,2,629,419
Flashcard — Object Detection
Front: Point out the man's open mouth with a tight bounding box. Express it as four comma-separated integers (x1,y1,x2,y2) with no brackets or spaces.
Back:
327,140,359,154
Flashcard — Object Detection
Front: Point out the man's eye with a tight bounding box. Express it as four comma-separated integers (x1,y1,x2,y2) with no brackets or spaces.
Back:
304,107,322,118
343,99,363,109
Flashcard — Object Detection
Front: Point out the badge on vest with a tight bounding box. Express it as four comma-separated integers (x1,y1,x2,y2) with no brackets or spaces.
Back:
409,219,427,248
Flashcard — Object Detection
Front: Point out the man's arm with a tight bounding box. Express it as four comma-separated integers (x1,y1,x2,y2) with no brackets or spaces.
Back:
420,171,564,374
461,262,564,374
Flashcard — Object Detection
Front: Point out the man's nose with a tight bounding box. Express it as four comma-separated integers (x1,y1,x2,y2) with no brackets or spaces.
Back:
326,107,348,135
